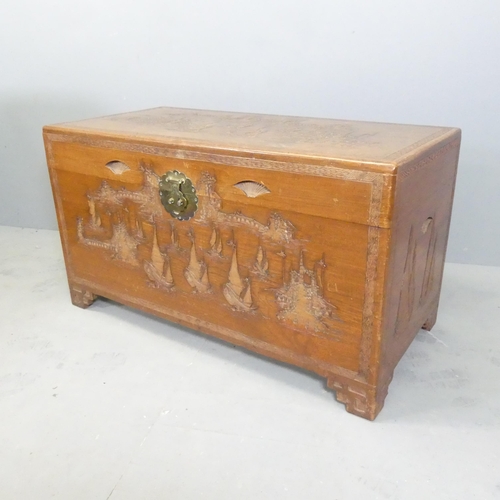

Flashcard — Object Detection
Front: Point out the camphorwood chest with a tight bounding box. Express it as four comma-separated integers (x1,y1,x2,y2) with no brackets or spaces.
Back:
43,107,461,420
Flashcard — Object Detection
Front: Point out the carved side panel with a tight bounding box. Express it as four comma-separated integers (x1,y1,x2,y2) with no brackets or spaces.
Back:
420,218,437,305
395,226,417,332
395,217,440,335
377,137,461,403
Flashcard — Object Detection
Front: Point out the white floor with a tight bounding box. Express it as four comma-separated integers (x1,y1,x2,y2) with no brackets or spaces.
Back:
0,225,499,500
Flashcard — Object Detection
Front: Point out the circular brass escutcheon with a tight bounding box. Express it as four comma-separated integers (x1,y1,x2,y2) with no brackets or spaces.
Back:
159,170,198,221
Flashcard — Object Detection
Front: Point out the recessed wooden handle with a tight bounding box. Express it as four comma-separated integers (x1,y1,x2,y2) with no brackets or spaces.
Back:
234,180,271,198
105,160,130,175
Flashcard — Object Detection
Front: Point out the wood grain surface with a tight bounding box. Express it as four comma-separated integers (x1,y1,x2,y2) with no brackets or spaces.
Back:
43,108,461,420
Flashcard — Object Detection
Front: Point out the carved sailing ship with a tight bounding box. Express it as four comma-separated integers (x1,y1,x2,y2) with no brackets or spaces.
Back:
252,245,269,278
169,223,180,251
143,227,174,290
276,251,338,334
208,227,223,257
223,245,256,312
184,233,211,293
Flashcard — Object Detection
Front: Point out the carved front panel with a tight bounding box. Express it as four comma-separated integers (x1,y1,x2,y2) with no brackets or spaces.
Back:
50,140,385,374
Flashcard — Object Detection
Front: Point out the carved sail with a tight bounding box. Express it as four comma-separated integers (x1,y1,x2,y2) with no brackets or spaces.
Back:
200,266,210,288
151,227,163,274
227,247,245,296
144,227,174,290
208,227,223,257
164,259,173,283
184,237,211,293
252,245,269,277
223,246,255,312
242,281,253,308
188,240,203,279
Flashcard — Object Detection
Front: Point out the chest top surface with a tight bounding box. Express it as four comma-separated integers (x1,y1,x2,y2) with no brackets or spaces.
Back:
47,107,458,169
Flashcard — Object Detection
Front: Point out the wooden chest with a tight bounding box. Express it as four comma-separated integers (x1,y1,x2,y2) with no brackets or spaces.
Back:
43,108,461,420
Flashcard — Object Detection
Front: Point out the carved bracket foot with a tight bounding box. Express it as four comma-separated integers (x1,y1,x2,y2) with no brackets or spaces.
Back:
326,374,391,421
70,284,97,309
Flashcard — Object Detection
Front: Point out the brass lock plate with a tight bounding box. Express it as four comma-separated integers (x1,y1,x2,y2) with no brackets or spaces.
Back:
159,170,198,221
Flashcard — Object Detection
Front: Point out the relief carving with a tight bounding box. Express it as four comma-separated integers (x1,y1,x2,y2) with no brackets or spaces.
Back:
76,165,342,333
396,217,439,334
92,165,163,222
276,252,340,335
196,172,296,245
184,231,211,294
87,196,103,231
251,245,269,279
420,219,437,305
105,109,378,147
223,243,256,312
77,218,139,266
207,227,224,258
168,223,182,253
396,226,417,332
143,227,175,290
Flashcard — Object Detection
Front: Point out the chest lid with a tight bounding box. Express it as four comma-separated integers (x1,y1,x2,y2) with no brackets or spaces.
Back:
45,107,458,172
44,107,461,230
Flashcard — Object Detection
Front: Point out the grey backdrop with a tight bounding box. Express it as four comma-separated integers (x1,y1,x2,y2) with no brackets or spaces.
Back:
1,0,499,266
